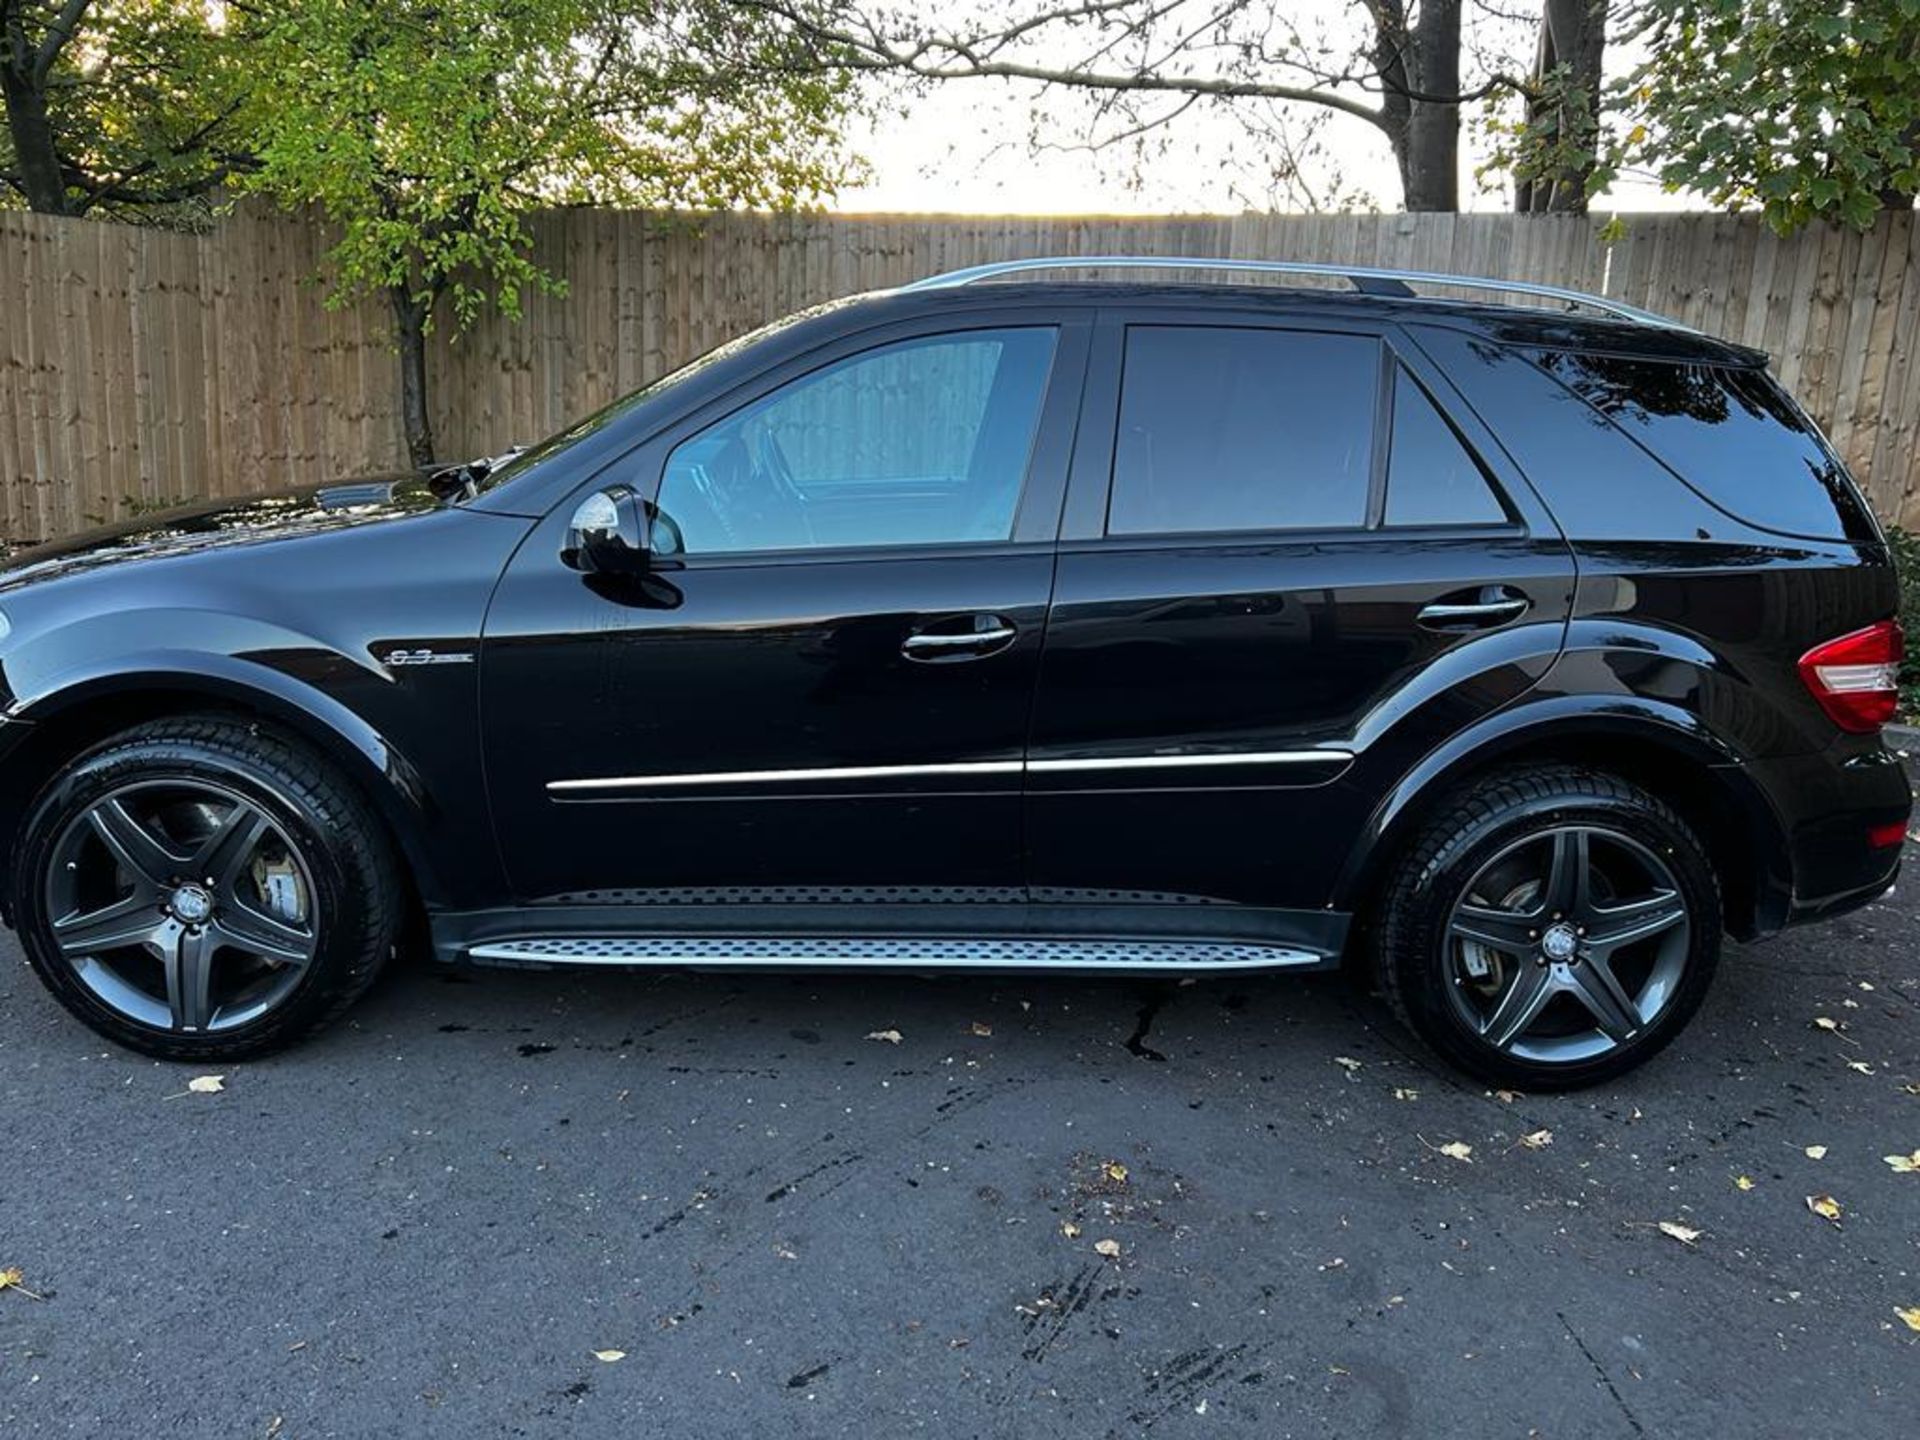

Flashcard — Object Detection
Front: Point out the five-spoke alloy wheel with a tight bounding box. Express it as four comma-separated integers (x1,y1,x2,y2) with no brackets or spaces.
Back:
44,781,320,1034
12,716,402,1060
1375,767,1720,1090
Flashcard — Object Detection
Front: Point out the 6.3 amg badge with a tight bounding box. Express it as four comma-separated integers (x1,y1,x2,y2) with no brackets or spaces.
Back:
384,648,474,667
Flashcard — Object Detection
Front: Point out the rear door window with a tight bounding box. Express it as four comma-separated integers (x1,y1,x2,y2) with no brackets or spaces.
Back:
1107,326,1379,536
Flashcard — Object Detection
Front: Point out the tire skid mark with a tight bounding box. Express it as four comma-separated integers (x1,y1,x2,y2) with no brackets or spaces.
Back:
643,1076,1039,1332
764,1149,865,1204
1017,1264,1101,1363
1118,1341,1266,1431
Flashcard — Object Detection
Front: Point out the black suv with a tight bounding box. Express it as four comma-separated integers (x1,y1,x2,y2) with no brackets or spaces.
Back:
0,257,1908,1087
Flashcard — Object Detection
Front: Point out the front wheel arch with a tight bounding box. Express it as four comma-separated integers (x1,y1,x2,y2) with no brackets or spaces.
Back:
1,673,443,918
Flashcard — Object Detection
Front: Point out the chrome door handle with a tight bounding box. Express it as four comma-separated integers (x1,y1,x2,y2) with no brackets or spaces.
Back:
902,617,1018,660
1416,587,1531,630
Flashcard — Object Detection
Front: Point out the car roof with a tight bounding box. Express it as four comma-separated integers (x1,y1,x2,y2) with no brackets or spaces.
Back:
850,279,1770,369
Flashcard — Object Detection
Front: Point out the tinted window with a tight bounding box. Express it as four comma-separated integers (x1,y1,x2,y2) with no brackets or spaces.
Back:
1526,350,1872,541
1107,327,1378,536
1413,327,1735,542
1385,365,1507,526
657,328,1055,554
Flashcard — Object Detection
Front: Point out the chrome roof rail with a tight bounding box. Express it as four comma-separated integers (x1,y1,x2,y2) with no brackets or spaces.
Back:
897,255,1694,331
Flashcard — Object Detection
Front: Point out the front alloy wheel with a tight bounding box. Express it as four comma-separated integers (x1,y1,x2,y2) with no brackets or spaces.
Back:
14,716,402,1060
45,781,320,1034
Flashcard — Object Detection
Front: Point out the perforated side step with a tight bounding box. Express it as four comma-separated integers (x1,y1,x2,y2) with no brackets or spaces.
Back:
466,935,1329,972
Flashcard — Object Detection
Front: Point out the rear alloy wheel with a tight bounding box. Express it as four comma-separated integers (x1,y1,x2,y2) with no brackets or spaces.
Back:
1376,767,1721,1089
14,716,402,1060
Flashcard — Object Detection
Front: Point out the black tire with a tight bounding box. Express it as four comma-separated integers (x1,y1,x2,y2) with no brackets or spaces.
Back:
1373,766,1721,1091
11,715,403,1060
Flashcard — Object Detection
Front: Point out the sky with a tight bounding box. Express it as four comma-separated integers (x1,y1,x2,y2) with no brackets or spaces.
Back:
824,4,1684,217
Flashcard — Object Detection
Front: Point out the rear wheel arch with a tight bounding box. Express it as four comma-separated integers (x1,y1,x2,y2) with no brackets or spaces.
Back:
1340,713,1792,942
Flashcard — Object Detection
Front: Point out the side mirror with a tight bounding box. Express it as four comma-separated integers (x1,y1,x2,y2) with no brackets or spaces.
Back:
563,485,649,575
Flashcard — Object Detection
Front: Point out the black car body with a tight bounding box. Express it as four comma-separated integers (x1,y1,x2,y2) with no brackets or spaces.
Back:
0,259,1908,1086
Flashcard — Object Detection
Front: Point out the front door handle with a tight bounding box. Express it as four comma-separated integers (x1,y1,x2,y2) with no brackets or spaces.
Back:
1417,586,1531,631
902,615,1018,661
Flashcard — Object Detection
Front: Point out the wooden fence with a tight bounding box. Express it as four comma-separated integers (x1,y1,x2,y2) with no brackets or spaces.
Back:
2,206,1919,544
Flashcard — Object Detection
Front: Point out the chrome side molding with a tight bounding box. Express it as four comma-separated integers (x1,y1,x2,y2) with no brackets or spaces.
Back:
547,749,1354,795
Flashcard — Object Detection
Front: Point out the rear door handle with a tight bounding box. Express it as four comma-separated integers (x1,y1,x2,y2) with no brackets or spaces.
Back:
902,615,1018,661
1417,586,1531,631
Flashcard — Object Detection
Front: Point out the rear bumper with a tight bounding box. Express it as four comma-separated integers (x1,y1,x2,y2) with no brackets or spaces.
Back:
1747,739,1910,930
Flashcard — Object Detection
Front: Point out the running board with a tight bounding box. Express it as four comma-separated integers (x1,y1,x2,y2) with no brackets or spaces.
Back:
464,935,1331,973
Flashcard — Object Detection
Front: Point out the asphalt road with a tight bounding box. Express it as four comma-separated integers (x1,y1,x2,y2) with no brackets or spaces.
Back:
4,829,1918,1437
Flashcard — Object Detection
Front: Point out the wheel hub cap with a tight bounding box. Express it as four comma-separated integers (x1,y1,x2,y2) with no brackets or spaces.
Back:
168,883,214,925
1540,921,1579,963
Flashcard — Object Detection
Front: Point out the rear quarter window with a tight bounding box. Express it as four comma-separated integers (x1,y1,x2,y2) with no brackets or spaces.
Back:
1522,349,1877,543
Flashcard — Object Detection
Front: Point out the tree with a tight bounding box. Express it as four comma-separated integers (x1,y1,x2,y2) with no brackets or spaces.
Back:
1617,0,1920,231
752,1,1529,212
1512,0,1607,211
234,0,854,468
0,0,243,218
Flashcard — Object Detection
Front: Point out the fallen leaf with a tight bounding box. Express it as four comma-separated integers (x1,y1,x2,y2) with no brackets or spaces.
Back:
864,1029,903,1045
1883,1151,1920,1174
1905,1084,1920,1097
1392,1087,1420,1102
1437,1141,1474,1163
1657,1221,1703,1246
1735,1175,1756,1192
1804,1145,1828,1160
969,1021,992,1037
1897,1306,1920,1334
1858,981,1877,992
187,1074,225,1094
1847,1061,1877,1076
1806,1194,1843,1224
1493,1090,1521,1104
1061,1221,1080,1239
1518,1129,1553,1150
592,1349,626,1363
1103,1161,1128,1184
0,1268,44,1301
1333,1056,1363,1073
1093,1239,1121,1259
1813,1016,1841,1032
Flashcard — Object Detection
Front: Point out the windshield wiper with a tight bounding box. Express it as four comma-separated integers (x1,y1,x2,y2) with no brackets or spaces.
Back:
424,445,527,503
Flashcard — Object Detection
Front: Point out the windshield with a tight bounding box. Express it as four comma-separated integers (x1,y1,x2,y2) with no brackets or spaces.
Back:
465,302,847,499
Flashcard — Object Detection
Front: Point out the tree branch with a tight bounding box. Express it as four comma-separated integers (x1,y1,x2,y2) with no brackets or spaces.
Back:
32,0,90,84
733,0,1393,130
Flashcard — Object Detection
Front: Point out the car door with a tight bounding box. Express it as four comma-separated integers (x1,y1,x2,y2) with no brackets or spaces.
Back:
1024,310,1576,940
481,312,1090,909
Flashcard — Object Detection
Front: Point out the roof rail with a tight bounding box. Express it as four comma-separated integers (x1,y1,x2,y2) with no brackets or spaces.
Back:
897,255,1694,332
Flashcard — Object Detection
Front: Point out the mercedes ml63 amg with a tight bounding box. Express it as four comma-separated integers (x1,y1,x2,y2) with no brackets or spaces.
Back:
0,257,1907,1088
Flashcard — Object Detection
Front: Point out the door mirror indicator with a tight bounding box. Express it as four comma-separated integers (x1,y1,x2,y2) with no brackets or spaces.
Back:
564,486,650,575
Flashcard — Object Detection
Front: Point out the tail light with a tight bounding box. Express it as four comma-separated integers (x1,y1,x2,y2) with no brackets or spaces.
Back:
1798,620,1906,733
